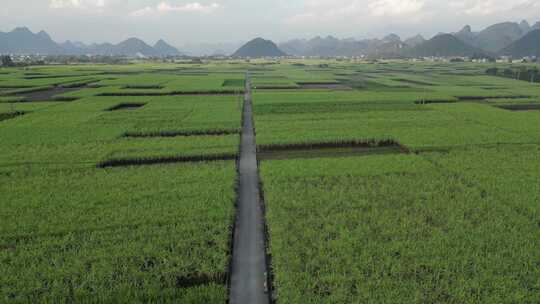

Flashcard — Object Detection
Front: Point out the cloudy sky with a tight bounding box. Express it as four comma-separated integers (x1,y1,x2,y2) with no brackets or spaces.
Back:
1,0,540,46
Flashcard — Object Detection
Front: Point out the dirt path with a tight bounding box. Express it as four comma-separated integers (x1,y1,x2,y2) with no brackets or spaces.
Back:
229,74,270,304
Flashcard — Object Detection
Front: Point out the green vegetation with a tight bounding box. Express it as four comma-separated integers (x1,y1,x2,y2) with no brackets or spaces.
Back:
1,163,235,302
260,148,539,303
0,63,244,302
252,60,540,303
1,60,540,302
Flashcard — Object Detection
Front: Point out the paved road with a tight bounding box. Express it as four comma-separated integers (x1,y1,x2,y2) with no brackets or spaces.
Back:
229,74,270,304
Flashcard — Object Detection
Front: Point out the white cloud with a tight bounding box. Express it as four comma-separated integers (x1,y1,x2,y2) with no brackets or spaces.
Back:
369,0,425,17
448,0,540,17
130,6,154,17
285,0,426,26
49,0,105,9
157,2,220,13
130,2,221,17
285,12,318,25
465,1,503,16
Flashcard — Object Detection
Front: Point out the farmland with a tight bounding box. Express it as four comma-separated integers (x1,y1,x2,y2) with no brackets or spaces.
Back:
1,60,540,302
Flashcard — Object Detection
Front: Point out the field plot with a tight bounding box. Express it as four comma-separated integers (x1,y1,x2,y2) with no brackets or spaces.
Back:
1,163,236,302
260,148,539,303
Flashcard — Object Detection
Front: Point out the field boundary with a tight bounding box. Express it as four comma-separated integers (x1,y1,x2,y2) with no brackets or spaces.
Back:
257,140,408,160
123,129,240,138
0,111,26,122
98,90,240,97
258,139,408,151
106,103,147,111
257,164,276,303
496,104,540,111
96,154,237,168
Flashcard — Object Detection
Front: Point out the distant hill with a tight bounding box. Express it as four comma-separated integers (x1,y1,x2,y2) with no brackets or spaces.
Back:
112,38,158,57
279,39,309,56
279,36,369,57
453,21,539,53
60,40,85,55
303,36,344,56
382,34,401,43
232,38,286,57
404,34,487,58
279,35,408,57
404,35,425,47
154,39,182,56
454,25,476,46
473,22,525,52
367,41,407,59
520,20,531,33
180,42,242,56
0,27,181,57
0,27,63,54
500,29,540,57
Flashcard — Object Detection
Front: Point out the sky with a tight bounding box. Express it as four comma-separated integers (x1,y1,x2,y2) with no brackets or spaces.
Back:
1,0,540,47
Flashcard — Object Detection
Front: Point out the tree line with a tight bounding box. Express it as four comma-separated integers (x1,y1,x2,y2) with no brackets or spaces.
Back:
486,66,540,83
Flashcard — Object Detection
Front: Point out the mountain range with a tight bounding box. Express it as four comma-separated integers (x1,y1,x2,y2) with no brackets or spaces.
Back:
0,27,182,57
278,34,407,58
2,20,540,58
275,20,540,58
403,34,487,58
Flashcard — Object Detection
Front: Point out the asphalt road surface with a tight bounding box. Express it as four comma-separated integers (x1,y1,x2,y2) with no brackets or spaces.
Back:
229,74,270,304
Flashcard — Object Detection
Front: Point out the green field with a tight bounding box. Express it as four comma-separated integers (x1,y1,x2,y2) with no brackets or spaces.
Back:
1,60,539,302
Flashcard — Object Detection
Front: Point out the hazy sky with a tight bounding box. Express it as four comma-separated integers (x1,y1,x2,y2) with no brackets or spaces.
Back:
1,0,540,46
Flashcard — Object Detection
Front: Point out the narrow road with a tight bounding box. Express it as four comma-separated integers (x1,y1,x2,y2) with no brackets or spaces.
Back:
229,74,270,304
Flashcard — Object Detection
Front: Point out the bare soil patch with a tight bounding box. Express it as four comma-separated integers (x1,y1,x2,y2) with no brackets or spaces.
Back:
107,103,146,111
496,104,540,111
0,111,26,122
123,85,164,90
457,95,531,101
414,100,456,105
14,86,85,102
123,129,239,138
253,86,300,90
258,140,408,160
98,91,238,97
97,154,237,168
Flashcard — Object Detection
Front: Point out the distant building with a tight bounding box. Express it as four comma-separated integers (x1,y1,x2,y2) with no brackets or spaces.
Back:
498,56,513,63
